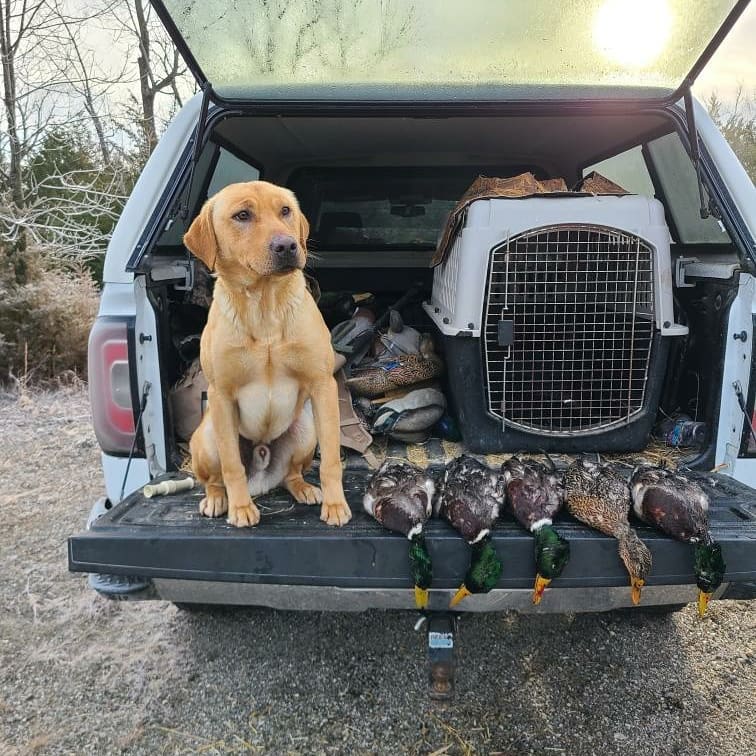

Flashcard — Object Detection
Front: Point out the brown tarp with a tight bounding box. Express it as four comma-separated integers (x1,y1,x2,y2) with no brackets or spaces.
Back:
577,171,629,195
432,171,630,267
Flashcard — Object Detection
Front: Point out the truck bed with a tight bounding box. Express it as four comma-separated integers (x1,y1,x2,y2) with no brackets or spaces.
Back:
69,466,756,599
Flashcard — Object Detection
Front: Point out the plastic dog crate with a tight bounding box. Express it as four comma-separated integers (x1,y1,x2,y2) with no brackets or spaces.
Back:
424,195,688,452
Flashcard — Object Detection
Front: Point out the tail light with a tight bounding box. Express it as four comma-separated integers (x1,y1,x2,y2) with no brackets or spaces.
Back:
88,317,141,455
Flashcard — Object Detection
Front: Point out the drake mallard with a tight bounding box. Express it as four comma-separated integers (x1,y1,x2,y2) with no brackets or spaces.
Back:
630,465,726,616
501,456,570,605
565,457,652,605
363,460,436,609
434,455,504,607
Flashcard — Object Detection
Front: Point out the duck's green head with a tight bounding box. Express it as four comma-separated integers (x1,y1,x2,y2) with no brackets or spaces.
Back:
532,525,571,604
449,537,502,607
694,541,726,616
409,532,433,609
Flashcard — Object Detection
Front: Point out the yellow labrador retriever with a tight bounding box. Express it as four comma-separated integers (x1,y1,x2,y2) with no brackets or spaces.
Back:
184,181,351,527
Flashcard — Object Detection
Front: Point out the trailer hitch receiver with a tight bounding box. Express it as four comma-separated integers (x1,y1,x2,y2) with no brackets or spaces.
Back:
427,613,456,700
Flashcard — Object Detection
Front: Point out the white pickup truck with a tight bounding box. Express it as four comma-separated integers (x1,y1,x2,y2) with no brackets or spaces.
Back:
69,0,756,616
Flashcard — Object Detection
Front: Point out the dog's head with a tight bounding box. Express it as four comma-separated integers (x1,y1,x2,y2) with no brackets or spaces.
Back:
183,181,309,281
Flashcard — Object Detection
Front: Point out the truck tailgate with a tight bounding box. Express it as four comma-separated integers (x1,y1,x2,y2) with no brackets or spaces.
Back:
69,470,756,590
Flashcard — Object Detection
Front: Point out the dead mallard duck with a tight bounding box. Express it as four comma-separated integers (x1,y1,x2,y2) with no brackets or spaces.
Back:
363,460,436,609
434,456,505,607
630,464,726,616
501,456,570,605
565,457,652,605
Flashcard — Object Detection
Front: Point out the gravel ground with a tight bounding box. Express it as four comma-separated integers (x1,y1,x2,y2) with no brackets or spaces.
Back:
1,386,755,755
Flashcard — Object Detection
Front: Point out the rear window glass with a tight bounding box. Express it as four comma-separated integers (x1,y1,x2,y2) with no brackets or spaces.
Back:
584,145,656,197
585,135,732,245
207,147,260,197
162,0,739,102
290,166,538,255
647,133,731,244
158,144,260,248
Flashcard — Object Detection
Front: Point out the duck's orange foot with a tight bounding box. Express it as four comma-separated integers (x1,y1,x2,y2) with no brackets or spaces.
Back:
630,577,645,605
532,574,551,605
449,584,472,608
698,590,712,617
414,586,429,610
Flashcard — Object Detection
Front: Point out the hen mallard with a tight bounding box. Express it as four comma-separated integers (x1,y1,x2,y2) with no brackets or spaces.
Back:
565,457,652,605
501,456,569,605
363,460,436,609
346,334,444,398
434,455,504,607
630,465,726,616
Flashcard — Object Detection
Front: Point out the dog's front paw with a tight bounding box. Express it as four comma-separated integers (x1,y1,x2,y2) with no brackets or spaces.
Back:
227,501,261,527
200,491,228,518
320,499,352,527
286,477,323,505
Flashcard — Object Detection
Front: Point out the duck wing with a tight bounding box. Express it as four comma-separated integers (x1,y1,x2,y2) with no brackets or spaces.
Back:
437,456,503,542
363,460,401,516
372,492,427,536
566,461,631,536
632,467,710,542
505,460,564,530
364,460,434,536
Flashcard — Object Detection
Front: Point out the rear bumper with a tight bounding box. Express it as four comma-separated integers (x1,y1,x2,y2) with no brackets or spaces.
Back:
68,470,756,610
150,580,737,612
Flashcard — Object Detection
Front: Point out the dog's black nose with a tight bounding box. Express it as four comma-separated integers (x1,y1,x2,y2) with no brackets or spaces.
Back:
270,234,297,256
269,234,299,270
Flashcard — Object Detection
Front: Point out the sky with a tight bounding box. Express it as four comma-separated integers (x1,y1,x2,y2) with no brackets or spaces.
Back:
694,1,756,106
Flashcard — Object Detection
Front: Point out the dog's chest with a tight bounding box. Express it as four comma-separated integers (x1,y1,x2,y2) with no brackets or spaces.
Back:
234,341,304,443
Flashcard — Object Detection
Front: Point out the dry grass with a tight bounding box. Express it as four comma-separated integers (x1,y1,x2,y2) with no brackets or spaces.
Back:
1,387,754,756
0,386,181,754
0,260,98,385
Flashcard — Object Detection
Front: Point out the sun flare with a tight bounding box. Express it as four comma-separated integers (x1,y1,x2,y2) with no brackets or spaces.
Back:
593,0,673,69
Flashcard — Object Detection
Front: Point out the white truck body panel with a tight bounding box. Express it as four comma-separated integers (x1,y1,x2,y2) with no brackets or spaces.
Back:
95,96,756,500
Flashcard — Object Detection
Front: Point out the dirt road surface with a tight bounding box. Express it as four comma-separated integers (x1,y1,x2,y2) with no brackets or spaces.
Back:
1,387,755,755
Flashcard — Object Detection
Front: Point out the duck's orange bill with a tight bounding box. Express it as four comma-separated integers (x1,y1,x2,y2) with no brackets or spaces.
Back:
698,590,712,617
449,585,472,608
630,577,645,605
532,574,551,605
414,586,429,610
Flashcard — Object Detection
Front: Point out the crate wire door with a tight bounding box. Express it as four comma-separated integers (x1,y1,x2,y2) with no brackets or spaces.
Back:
483,225,655,436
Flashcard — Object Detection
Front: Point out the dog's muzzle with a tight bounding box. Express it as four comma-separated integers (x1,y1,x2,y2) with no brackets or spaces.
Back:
269,234,301,272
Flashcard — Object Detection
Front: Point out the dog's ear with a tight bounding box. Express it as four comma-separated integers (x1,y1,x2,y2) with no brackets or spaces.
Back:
184,199,218,271
297,211,310,257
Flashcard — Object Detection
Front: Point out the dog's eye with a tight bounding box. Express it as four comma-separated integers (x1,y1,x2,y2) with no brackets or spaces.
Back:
281,206,291,217
233,209,251,222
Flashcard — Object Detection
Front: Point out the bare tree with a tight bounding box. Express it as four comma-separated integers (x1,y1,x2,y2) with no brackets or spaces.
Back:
106,0,189,155
1,165,127,261
47,5,126,166
0,0,65,281
376,0,416,59
0,0,419,286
